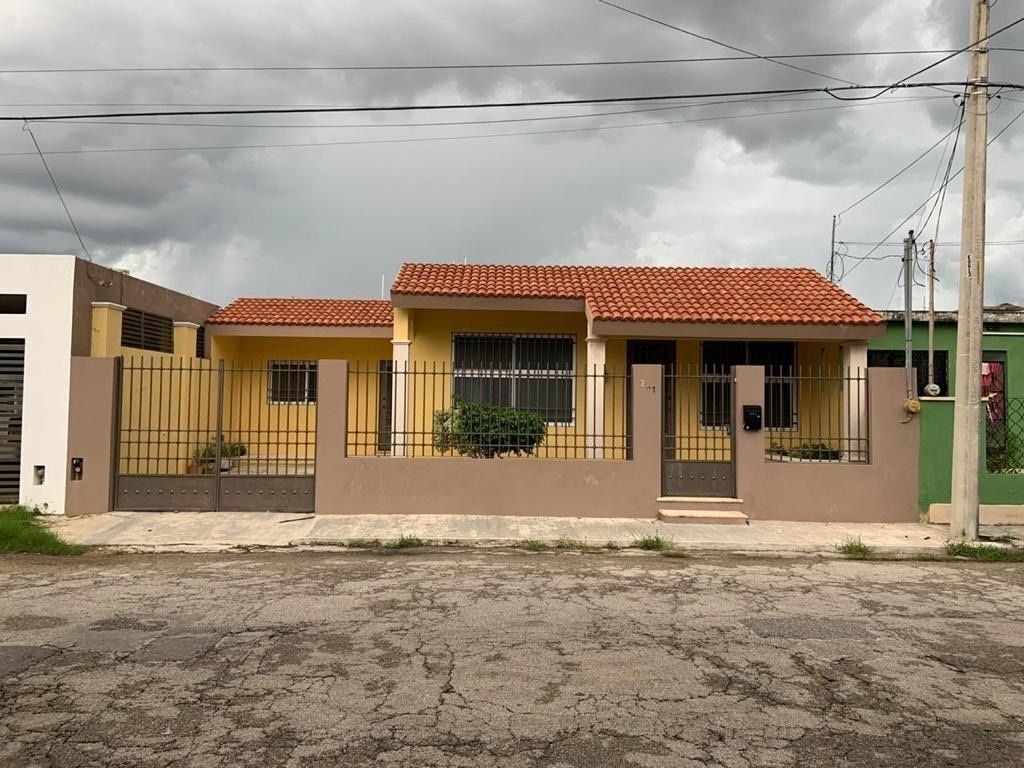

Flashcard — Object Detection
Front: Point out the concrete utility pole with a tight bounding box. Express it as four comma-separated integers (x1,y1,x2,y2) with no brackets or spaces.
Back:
950,0,991,541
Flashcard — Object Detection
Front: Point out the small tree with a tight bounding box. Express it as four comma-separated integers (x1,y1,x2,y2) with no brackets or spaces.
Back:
434,399,546,458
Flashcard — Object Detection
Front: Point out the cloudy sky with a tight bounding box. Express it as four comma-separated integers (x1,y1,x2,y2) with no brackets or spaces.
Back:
1,0,1022,310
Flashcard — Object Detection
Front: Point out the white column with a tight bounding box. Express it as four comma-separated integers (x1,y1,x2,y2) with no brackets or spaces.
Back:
585,336,607,459
842,342,869,461
391,340,410,457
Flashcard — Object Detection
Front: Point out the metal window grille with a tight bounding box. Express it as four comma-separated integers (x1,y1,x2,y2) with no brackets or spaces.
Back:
195,326,206,358
347,362,629,460
452,333,576,424
117,357,316,479
268,361,317,404
987,397,1024,473
765,366,869,463
700,341,797,429
121,308,174,353
867,349,950,396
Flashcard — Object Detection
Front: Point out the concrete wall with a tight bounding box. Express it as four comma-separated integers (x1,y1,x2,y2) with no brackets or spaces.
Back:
316,363,664,518
0,254,77,513
733,366,919,522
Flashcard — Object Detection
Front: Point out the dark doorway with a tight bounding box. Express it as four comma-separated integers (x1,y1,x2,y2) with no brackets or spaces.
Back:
626,340,676,447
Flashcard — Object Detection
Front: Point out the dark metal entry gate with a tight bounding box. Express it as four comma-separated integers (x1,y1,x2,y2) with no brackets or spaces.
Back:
662,367,735,497
0,339,25,504
115,357,315,512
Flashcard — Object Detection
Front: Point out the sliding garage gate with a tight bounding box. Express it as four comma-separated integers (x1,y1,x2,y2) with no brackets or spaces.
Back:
0,339,25,504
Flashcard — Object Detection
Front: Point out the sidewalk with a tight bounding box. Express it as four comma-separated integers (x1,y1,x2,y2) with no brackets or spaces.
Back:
47,511,1003,556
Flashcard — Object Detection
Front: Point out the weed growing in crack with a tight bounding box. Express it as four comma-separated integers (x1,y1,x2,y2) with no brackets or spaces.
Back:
632,535,672,552
385,536,425,550
660,549,687,559
945,541,1024,562
522,540,548,552
346,538,383,549
835,538,876,559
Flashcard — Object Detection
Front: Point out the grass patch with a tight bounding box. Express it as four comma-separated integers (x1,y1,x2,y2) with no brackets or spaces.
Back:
346,538,382,549
632,535,673,552
835,537,876,559
554,537,585,550
522,540,548,552
0,506,87,556
945,541,1024,562
385,536,425,550
661,549,687,559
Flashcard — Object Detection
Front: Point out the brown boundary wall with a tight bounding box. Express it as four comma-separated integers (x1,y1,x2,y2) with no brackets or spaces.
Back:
733,365,919,522
65,357,118,516
315,362,664,518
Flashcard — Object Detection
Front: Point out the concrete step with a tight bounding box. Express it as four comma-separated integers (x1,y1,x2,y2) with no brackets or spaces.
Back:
658,509,750,525
657,496,746,513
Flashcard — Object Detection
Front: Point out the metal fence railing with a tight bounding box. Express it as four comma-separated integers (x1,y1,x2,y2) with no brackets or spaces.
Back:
663,366,733,462
117,357,316,477
764,366,869,463
347,362,630,459
987,397,1024,473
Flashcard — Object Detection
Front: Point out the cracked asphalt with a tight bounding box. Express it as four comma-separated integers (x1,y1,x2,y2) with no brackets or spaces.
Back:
1,551,1023,768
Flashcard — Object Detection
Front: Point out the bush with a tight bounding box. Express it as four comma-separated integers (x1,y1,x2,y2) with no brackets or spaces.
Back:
192,437,247,469
770,442,842,461
433,399,546,458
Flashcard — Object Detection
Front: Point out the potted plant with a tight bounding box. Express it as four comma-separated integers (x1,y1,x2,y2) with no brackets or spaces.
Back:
190,437,247,474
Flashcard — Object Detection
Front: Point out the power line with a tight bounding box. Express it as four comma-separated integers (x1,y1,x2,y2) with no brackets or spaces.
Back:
836,111,964,217
0,80,1005,122
0,49,1003,75
597,0,859,86
0,98,919,158
839,103,1024,279
36,93,944,131
22,123,91,260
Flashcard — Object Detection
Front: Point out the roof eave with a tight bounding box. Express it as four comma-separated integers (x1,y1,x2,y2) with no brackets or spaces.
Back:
206,323,393,339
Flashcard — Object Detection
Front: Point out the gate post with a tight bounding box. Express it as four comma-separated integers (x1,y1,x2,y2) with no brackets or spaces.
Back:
732,365,765,506
314,360,349,515
630,364,664,499
65,357,119,516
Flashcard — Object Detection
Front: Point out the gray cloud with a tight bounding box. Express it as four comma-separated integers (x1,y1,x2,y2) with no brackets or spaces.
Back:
0,0,1022,309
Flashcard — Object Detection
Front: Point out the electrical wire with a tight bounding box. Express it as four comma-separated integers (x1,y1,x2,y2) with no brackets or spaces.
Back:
836,112,964,217
597,0,859,86
22,123,91,260
839,103,1024,280
915,93,967,233
0,80,1004,122
0,98,915,158
0,49,1001,75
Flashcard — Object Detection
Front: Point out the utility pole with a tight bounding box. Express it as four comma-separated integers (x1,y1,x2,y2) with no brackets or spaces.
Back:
927,239,938,395
903,232,916,401
829,215,837,282
950,0,990,541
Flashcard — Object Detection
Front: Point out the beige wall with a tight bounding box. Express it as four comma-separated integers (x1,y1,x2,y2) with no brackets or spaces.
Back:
734,365,919,522
65,357,118,516
317,363,663,518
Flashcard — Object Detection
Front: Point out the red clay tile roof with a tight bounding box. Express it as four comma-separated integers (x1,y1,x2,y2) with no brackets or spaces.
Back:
391,264,881,326
206,298,393,327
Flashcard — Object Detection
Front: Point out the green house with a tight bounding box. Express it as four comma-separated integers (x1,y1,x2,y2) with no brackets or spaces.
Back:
868,304,1024,522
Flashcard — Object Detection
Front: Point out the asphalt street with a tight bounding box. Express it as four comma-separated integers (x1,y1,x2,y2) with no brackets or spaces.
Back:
1,551,1022,767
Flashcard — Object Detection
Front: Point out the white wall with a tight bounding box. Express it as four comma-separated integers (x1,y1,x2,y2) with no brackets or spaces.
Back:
0,254,77,513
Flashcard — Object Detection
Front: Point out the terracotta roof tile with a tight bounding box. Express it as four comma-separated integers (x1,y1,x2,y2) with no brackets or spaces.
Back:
206,298,393,327
392,263,881,326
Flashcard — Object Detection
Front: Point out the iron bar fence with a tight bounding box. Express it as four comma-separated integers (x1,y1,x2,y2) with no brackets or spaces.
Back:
347,362,630,459
764,366,869,463
987,397,1024,473
117,356,316,477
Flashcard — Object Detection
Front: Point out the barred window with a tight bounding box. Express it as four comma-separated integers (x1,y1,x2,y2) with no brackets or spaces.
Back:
121,308,173,353
700,341,796,429
268,361,317,404
452,334,575,423
867,349,949,396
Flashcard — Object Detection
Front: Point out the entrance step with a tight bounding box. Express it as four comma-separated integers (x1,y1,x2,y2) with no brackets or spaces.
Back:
658,509,749,525
657,496,745,513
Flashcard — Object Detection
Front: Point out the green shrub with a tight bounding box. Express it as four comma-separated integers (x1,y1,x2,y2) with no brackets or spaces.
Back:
771,442,842,461
433,399,546,458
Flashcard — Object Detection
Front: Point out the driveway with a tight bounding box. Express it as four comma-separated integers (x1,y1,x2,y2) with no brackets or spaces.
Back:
1,551,1023,767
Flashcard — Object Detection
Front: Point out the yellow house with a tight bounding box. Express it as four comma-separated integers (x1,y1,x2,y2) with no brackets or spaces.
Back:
202,263,883,498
